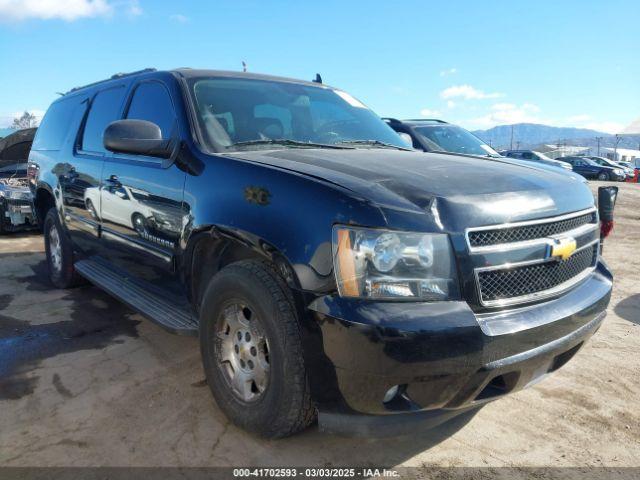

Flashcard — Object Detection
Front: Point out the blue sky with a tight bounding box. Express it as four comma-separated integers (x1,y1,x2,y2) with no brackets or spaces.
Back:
0,0,638,133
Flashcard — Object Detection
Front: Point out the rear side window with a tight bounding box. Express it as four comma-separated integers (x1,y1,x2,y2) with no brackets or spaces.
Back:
81,86,126,154
126,82,176,139
32,98,81,151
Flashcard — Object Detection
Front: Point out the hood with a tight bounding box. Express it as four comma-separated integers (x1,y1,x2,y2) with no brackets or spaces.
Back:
225,148,595,231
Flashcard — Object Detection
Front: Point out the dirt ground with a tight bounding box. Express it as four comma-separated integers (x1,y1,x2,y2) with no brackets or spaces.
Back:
0,181,638,472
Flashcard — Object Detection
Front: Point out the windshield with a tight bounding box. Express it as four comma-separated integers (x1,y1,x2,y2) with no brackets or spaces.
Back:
188,77,406,152
532,151,555,162
413,125,500,157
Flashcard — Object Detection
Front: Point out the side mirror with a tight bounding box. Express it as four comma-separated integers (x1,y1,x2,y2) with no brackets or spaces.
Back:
396,132,414,148
104,119,174,159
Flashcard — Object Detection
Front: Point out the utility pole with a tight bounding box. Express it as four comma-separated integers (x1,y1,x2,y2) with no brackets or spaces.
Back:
510,125,514,150
613,134,621,161
516,141,521,149
596,136,602,156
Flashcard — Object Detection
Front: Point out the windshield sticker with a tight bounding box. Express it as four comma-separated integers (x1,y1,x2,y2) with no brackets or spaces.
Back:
335,90,367,108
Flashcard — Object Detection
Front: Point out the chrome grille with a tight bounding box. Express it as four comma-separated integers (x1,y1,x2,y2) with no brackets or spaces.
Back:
468,211,596,248
477,244,598,304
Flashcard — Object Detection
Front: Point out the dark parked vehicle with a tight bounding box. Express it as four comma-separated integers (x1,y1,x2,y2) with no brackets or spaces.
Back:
31,68,612,438
501,149,573,171
383,118,502,157
0,128,37,233
562,156,625,181
582,156,633,180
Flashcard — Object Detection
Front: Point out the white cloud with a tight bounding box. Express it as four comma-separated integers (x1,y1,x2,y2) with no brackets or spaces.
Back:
439,68,457,77
470,102,547,128
564,115,624,134
419,108,442,118
0,0,141,22
491,103,516,111
581,122,624,134
440,84,503,100
446,100,456,109
169,13,189,23
566,114,591,123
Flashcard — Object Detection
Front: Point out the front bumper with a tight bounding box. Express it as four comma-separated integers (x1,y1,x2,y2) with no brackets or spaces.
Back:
0,197,37,232
307,261,612,436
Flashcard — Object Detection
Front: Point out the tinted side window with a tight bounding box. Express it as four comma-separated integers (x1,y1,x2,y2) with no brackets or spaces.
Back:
126,82,176,138
82,86,126,154
32,98,82,151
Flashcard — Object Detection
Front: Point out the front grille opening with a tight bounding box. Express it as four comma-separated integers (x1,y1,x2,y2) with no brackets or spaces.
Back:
550,342,583,372
468,211,596,248
478,244,598,304
475,372,520,401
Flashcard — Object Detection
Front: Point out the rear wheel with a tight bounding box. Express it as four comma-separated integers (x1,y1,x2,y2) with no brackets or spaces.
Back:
597,171,610,181
44,208,84,288
199,260,315,438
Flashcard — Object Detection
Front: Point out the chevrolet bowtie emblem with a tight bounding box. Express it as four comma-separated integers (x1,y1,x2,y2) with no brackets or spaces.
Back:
549,237,577,261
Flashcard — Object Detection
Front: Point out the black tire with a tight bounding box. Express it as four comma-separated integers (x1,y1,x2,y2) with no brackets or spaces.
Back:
43,208,85,289
597,171,609,181
199,260,315,438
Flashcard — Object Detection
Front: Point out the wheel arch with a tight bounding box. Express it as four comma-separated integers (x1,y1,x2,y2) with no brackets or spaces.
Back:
183,226,302,313
34,183,57,228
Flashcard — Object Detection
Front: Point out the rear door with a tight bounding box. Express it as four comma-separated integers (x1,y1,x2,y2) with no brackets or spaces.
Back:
98,78,187,292
62,85,127,255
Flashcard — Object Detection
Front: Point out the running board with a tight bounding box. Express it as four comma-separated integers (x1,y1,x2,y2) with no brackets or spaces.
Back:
75,259,198,336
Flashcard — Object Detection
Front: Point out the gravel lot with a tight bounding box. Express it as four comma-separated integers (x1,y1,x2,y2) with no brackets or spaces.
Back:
0,181,638,471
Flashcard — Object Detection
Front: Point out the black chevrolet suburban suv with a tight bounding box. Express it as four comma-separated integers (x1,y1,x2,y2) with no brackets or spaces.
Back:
31,68,612,438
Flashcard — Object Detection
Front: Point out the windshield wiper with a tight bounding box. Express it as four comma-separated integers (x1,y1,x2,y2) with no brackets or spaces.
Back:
336,140,412,151
230,139,351,149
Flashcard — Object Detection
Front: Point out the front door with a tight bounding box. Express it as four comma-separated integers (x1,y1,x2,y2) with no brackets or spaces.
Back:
63,85,127,256
98,79,187,294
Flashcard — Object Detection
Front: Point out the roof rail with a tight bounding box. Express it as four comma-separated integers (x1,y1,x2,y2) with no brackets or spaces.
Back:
404,118,449,124
67,68,157,94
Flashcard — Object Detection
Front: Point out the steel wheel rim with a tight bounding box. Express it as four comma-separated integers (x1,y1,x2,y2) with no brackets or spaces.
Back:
49,224,62,274
216,301,270,402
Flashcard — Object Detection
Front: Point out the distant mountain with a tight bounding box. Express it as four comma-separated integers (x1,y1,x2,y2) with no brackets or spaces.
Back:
472,123,640,152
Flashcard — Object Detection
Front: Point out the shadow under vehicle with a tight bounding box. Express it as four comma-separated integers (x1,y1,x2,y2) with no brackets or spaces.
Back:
31,68,612,439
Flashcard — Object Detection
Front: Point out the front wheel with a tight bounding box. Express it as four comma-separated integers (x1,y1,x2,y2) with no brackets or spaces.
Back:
199,260,315,438
597,172,610,181
44,208,85,288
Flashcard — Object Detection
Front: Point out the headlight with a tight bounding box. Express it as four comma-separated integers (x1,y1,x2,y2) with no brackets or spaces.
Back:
332,226,460,300
0,188,31,201
614,169,623,175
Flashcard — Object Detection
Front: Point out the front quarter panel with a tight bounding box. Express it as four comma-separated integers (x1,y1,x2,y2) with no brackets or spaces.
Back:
182,150,390,293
